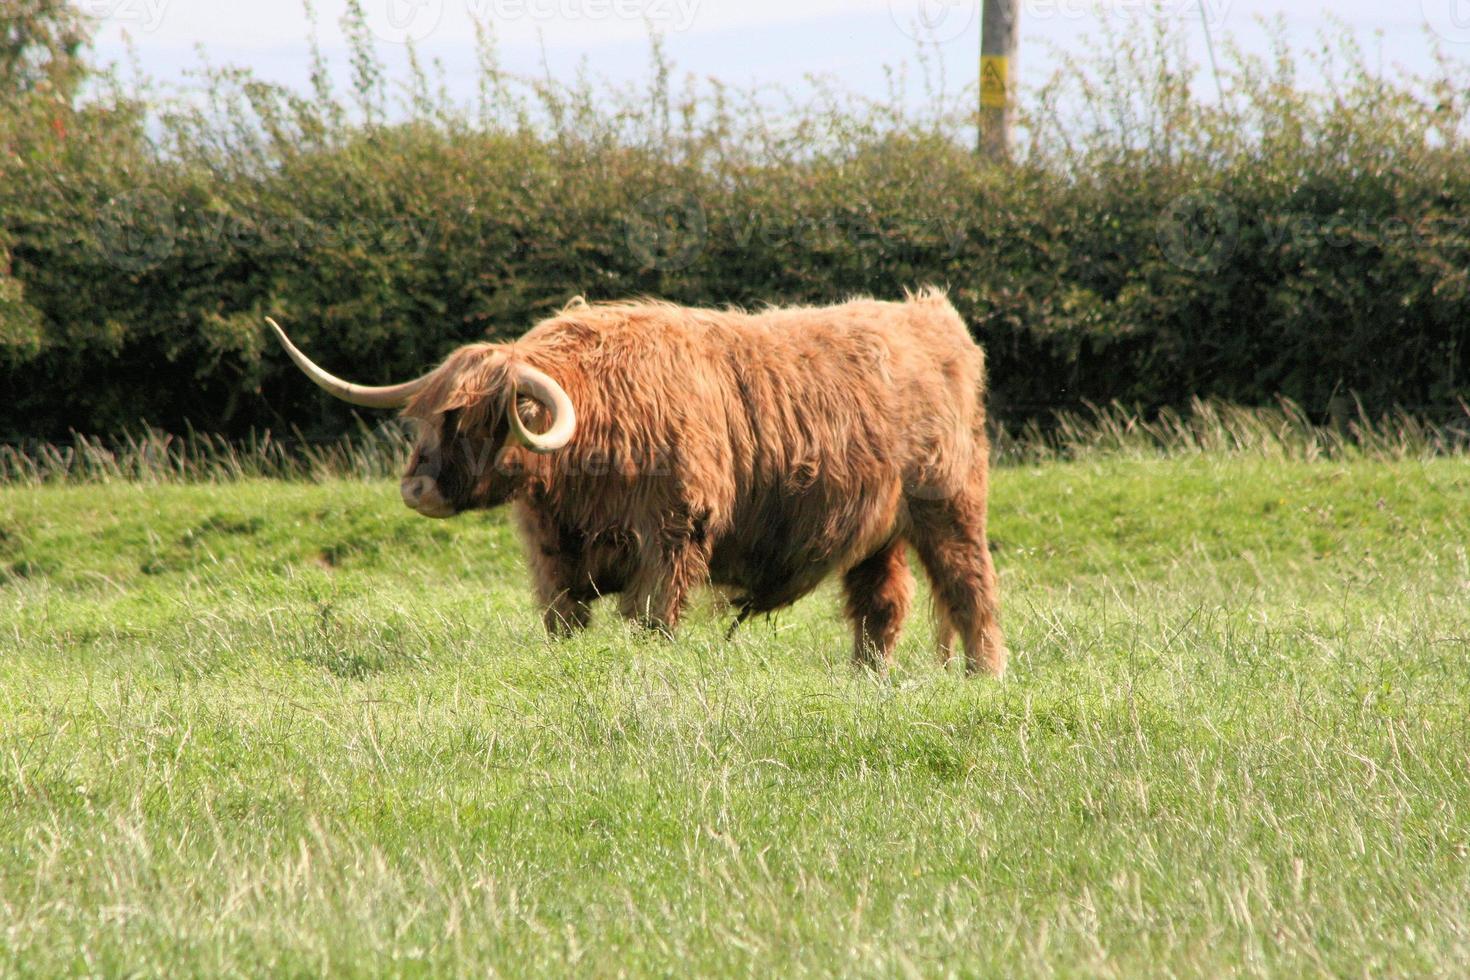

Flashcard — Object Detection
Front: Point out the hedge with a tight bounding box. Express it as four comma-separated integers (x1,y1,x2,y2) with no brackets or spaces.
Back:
2,12,1468,440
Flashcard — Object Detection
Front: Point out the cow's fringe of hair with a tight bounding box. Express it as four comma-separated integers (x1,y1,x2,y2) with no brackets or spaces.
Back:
401,344,514,436
2,398,1466,485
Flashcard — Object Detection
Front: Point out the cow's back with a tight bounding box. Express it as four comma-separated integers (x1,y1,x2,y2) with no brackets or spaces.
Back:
519,292,986,612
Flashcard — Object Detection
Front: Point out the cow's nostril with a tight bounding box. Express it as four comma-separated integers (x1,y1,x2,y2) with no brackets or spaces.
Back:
401,477,454,518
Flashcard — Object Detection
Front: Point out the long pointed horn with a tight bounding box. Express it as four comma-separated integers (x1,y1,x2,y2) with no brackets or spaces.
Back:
506,362,576,453
266,317,433,409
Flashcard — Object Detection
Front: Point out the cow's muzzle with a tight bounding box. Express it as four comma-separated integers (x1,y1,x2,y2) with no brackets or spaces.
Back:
401,476,456,518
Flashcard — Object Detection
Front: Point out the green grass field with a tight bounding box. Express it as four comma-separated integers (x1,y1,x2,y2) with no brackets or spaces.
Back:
3,455,1469,976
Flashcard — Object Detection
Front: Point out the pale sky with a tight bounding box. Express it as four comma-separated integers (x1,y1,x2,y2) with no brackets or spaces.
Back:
83,0,1462,112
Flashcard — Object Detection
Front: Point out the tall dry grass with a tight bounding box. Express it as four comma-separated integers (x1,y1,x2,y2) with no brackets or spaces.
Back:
5,399,1467,484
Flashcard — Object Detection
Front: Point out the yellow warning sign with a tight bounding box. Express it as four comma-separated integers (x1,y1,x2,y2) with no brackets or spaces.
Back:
981,55,1009,109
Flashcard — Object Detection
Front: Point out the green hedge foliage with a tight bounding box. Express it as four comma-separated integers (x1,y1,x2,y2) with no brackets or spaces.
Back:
2,14,1468,440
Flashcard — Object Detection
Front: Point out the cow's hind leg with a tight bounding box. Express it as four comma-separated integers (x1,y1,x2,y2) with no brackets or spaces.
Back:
843,538,913,671
909,487,1007,677
935,613,958,668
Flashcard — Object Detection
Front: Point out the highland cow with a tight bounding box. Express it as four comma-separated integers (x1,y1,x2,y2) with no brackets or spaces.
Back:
268,290,1006,674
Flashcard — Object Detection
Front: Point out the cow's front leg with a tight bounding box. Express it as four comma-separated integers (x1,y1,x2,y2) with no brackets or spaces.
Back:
526,540,595,638
516,508,597,638
618,539,709,636
533,556,594,637
542,587,593,637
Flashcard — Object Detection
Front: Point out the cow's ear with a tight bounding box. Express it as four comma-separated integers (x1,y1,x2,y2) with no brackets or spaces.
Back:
512,393,550,434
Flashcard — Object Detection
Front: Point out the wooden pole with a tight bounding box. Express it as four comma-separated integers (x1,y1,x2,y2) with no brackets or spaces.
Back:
979,0,1019,163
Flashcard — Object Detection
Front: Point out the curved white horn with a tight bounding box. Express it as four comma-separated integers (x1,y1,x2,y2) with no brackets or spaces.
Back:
506,362,576,453
266,317,432,409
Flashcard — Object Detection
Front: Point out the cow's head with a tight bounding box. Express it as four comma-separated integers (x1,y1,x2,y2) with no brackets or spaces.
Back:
267,318,575,518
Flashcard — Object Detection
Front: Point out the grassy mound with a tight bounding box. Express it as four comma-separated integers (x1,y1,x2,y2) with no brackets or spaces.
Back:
3,454,1468,973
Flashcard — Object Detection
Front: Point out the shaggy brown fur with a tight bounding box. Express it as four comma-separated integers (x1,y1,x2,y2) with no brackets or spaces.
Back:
399,289,1006,675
